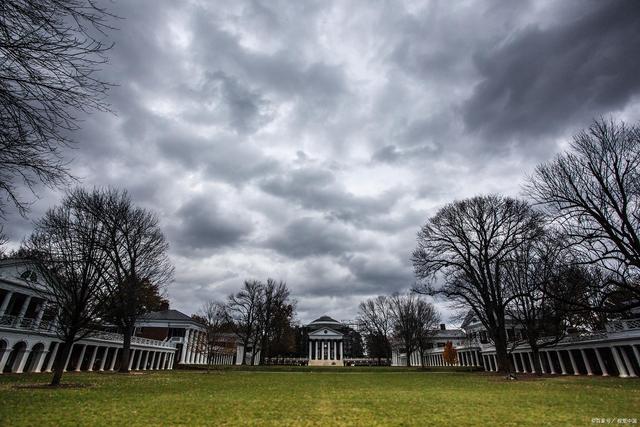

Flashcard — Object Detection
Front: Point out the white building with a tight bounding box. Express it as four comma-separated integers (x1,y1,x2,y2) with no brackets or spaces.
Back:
1,258,196,374
136,310,235,366
392,315,640,378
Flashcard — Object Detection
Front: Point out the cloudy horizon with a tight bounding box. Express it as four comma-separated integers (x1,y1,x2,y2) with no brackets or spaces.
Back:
3,0,640,325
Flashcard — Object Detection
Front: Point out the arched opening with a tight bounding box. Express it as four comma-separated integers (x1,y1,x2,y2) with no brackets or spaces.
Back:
25,343,45,372
0,340,8,371
3,341,27,373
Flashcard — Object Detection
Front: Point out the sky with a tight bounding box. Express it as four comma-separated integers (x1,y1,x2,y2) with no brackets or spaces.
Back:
4,0,640,325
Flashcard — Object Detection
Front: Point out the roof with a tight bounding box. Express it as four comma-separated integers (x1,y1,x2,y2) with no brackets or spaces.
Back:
141,309,201,324
308,315,341,326
434,329,465,339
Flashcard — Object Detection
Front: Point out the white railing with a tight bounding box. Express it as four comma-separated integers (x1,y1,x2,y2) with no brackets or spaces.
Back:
132,336,175,348
606,318,640,333
0,315,55,332
90,330,175,348
0,315,175,349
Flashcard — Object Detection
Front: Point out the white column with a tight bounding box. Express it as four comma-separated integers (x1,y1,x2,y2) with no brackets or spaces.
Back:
557,350,568,375
136,351,144,370
195,331,201,363
110,348,119,371
142,351,150,370
594,348,609,376
128,349,136,370
315,341,318,360
521,353,528,373
0,348,12,373
88,346,99,371
17,295,32,321
45,342,60,373
567,350,580,375
618,347,636,377
580,349,593,375
99,347,108,371
513,354,521,373
538,353,546,374
34,349,48,372
150,352,157,370
33,302,47,329
187,331,194,364
308,341,312,360
611,346,629,378
74,344,87,372
339,341,343,360
632,345,640,369
0,291,14,316
492,355,498,371
15,349,31,373
63,344,74,372
527,352,536,374
546,352,556,374
182,329,190,364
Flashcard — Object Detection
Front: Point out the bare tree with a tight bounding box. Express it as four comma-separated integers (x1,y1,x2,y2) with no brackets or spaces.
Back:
23,190,109,386
257,279,295,364
503,232,575,375
414,299,440,368
0,0,115,217
193,300,227,370
526,118,640,312
388,293,427,367
412,195,544,374
74,188,173,373
226,280,262,365
357,296,393,363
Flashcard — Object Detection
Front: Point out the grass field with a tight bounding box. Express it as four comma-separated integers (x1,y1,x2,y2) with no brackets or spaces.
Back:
0,367,638,426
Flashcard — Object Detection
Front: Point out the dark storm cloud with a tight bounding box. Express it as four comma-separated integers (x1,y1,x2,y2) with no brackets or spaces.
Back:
464,1,640,143
169,195,253,255
180,71,274,134
265,216,361,259
3,0,639,323
345,254,414,292
156,133,280,186
259,166,402,224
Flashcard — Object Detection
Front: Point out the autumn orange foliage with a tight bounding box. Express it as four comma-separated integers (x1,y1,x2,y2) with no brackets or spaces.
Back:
443,341,457,365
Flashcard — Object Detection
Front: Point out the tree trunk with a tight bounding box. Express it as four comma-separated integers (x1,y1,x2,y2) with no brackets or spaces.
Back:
250,347,257,366
240,341,247,365
493,332,513,374
530,345,542,376
50,340,73,386
406,350,411,367
119,324,134,373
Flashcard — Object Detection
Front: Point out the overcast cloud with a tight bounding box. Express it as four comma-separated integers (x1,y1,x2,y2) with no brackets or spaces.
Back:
4,0,640,324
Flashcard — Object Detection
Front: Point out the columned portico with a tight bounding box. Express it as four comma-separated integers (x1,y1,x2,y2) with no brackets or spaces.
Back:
307,324,344,366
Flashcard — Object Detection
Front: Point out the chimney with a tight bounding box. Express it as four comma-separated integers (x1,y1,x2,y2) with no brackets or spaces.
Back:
440,323,446,330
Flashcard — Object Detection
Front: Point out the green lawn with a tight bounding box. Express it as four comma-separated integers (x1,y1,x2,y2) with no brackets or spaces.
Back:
0,367,638,426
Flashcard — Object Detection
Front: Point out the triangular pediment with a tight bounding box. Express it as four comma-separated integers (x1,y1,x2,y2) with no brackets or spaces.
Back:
308,327,343,338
